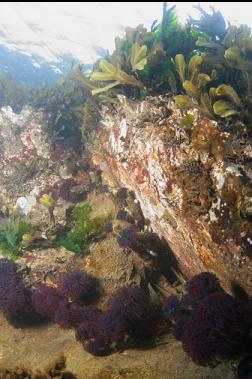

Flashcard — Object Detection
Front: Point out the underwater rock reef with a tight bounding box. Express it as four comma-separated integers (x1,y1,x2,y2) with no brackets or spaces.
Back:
1,4,252,378
90,94,252,293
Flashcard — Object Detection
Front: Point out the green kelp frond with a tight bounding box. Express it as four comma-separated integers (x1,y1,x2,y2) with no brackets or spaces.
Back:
173,52,242,119
0,220,33,259
90,59,144,95
59,203,112,255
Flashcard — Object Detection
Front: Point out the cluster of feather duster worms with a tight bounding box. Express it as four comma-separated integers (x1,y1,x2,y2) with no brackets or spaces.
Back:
1,258,252,372
0,258,165,356
163,272,252,378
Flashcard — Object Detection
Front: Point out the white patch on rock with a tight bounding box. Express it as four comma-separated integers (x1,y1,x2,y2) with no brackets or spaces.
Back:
226,165,242,176
209,198,221,222
15,195,37,215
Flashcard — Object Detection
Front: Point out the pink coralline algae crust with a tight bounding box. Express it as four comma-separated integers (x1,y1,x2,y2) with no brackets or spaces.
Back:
90,95,252,292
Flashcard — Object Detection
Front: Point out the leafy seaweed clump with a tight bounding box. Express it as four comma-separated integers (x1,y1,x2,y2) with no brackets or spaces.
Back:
69,4,201,98
59,203,111,255
0,220,33,259
30,76,89,144
172,6,252,129
173,53,242,119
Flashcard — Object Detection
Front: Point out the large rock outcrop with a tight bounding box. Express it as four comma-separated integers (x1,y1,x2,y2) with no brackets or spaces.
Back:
90,95,252,291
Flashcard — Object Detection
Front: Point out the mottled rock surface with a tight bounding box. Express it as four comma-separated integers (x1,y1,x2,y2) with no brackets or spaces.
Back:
89,96,252,292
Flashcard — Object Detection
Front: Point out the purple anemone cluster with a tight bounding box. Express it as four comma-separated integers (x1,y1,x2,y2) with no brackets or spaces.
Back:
0,259,42,326
5,255,251,366
163,272,252,367
31,270,101,330
117,227,139,248
0,259,27,319
75,285,151,356
185,272,222,302
57,270,99,304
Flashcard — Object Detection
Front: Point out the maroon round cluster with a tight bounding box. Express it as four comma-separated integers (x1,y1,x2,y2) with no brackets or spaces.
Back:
107,286,148,324
31,285,62,318
163,295,182,321
31,270,101,329
59,179,85,203
76,310,126,356
117,227,139,248
0,259,164,356
0,260,27,317
75,285,151,356
185,272,222,302
57,270,99,304
163,272,252,367
0,259,43,327
181,293,249,366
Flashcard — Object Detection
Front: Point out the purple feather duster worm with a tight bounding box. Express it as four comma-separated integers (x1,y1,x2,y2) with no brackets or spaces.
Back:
181,292,249,366
108,286,148,325
57,270,100,304
163,295,182,321
185,272,222,302
31,285,63,318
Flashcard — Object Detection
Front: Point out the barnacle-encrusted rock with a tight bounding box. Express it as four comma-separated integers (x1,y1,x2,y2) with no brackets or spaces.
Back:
89,95,252,292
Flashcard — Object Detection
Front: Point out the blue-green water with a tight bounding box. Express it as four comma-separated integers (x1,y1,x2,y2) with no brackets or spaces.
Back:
0,45,92,87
